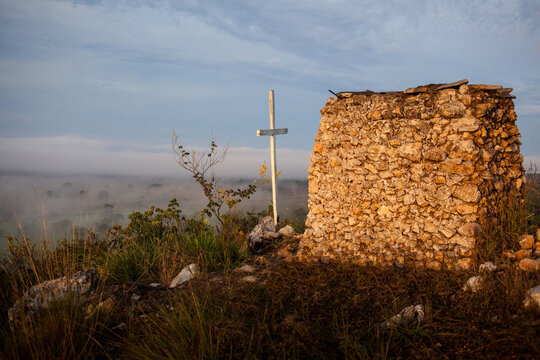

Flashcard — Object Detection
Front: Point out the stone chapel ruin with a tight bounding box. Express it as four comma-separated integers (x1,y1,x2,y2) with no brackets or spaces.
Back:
299,79,526,269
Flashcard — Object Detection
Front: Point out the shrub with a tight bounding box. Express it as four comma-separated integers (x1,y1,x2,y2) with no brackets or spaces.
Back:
474,173,538,265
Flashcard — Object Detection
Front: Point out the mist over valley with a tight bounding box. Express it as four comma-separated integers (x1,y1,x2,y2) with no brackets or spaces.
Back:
0,173,307,255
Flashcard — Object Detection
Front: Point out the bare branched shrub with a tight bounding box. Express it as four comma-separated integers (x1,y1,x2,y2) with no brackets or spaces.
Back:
171,133,257,225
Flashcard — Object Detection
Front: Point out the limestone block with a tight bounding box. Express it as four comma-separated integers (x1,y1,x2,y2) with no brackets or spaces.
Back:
440,162,474,175
457,222,481,237
456,203,478,215
451,117,481,132
424,148,447,162
438,101,466,118
398,142,422,162
453,184,480,203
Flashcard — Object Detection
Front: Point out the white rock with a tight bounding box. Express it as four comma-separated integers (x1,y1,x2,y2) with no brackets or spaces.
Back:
241,275,257,283
112,323,127,331
463,276,483,292
523,285,540,309
169,264,199,288
279,225,296,237
248,216,281,253
479,262,497,273
8,269,96,322
381,304,425,328
236,264,255,273
149,282,161,288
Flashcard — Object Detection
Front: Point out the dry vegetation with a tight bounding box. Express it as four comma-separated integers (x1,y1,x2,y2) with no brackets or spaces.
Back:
0,174,539,359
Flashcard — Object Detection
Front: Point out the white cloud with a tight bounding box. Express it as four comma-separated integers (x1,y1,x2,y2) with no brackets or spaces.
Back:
517,104,540,116
0,135,310,179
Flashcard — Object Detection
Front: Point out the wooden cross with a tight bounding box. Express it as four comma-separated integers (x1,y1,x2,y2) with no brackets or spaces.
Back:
257,90,288,227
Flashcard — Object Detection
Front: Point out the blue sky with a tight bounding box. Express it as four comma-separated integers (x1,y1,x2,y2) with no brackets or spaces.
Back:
1,0,539,178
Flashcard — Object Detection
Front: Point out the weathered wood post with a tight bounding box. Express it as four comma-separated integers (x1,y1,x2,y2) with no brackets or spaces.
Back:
257,90,288,228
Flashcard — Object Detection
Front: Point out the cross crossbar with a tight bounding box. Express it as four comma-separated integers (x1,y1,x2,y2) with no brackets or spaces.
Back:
257,128,288,136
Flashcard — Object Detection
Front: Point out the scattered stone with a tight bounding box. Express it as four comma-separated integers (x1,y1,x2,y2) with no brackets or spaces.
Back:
254,256,268,265
502,250,516,260
463,276,483,292
149,282,161,288
248,216,281,253
97,297,115,313
8,269,96,322
491,315,500,323
519,234,535,250
518,258,540,272
235,264,255,273
131,294,141,302
241,276,257,283
381,304,425,328
169,264,199,288
112,323,127,331
515,249,532,260
523,285,540,309
278,225,296,237
479,262,497,273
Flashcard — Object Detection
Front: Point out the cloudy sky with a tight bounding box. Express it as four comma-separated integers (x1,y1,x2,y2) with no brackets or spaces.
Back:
1,0,539,179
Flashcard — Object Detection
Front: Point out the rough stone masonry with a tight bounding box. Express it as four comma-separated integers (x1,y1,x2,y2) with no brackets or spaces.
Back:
299,80,526,269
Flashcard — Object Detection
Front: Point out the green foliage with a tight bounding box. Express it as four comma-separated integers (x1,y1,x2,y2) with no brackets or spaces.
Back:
107,198,183,245
181,231,245,272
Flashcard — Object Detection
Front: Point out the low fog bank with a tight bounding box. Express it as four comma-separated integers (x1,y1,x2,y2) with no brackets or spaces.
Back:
0,173,308,255
0,136,311,179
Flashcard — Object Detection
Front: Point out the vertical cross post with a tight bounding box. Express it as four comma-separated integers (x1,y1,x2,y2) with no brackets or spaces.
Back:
257,90,288,228
269,90,278,227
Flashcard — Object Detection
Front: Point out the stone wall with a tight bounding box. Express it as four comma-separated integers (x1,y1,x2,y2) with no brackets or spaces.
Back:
299,80,525,269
